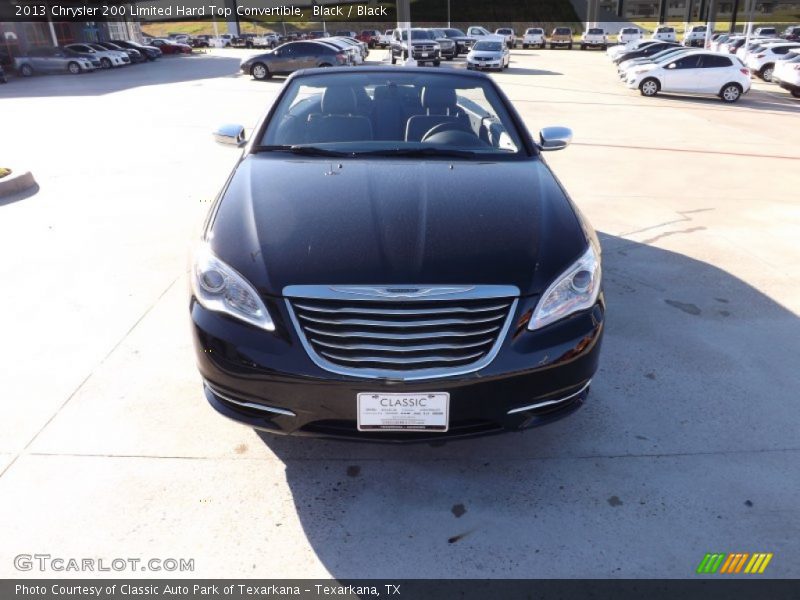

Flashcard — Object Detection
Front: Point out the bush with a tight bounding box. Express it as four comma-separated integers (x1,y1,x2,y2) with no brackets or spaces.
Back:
0,168,11,179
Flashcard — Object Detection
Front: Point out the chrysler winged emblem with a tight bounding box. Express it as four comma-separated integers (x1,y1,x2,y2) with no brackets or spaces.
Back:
329,286,475,299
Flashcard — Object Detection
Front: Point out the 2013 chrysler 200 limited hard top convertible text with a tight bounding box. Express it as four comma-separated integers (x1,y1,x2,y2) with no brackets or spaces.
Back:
191,67,605,441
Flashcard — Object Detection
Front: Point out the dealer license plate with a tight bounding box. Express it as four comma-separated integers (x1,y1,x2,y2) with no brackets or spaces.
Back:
357,392,449,432
420,52,429,57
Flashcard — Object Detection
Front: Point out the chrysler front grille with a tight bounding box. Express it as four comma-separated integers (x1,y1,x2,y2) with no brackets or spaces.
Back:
284,285,519,380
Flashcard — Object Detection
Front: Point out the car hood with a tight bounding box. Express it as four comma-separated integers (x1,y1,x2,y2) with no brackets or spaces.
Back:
209,156,586,298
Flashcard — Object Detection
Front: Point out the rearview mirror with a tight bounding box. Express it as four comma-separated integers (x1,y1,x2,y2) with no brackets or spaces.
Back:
213,124,246,146
539,126,572,151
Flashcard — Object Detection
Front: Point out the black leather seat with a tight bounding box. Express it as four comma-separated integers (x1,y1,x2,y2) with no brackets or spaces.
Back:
371,85,407,141
305,87,373,144
405,86,471,142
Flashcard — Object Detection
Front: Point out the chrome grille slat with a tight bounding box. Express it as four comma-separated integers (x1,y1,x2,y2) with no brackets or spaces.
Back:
319,350,485,365
296,313,506,328
284,285,519,380
293,302,509,316
302,325,502,340
310,338,495,353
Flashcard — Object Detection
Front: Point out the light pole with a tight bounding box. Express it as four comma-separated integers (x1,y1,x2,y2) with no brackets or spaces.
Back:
447,0,451,28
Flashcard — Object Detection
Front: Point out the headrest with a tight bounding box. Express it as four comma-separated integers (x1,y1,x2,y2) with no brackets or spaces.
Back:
421,86,457,109
373,85,399,101
321,87,357,114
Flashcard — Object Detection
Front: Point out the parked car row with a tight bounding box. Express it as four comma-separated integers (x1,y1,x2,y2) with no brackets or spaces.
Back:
6,39,173,78
608,39,752,102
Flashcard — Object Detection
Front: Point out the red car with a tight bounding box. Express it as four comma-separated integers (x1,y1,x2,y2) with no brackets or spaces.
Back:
149,39,192,55
359,29,381,48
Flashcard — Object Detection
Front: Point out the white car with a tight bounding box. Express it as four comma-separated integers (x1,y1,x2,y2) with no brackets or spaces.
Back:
467,26,498,39
64,43,127,68
736,38,782,61
495,28,517,48
466,39,510,71
581,28,608,50
652,26,677,42
745,42,800,81
210,34,234,48
626,51,751,102
771,50,800,97
617,27,642,44
522,28,546,49
252,33,279,49
379,30,393,48
753,27,778,37
683,25,708,47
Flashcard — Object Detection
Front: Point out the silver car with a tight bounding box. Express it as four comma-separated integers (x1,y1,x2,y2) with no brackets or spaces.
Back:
15,47,95,76
467,39,510,71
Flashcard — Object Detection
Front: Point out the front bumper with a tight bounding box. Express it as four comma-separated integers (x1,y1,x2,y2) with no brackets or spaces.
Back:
191,294,605,442
468,60,503,70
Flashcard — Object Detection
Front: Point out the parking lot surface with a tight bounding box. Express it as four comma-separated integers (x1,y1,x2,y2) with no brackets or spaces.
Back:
1,48,798,578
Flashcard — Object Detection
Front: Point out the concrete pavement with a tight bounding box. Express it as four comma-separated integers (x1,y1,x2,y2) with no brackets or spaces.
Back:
0,48,798,579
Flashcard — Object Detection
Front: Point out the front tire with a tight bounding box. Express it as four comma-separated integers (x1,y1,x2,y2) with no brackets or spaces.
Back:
568,43,573,50
68,61,81,75
251,62,270,80
100,57,112,69
640,77,659,97
523,43,529,49
720,82,742,103
433,60,441,67
760,64,774,82
20,64,33,77
391,55,397,65
791,89,800,98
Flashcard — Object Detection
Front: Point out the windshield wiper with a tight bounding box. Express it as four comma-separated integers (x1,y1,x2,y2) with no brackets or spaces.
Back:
254,145,353,157
352,147,477,158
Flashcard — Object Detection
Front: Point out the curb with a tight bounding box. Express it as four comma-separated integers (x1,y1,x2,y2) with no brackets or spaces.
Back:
0,169,37,198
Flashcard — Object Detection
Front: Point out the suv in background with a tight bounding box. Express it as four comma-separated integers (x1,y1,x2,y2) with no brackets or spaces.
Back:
522,28,546,49
754,27,777,37
495,28,517,48
652,25,677,42
683,25,708,46
359,30,381,48
390,28,441,66
618,27,642,44
550,27,574,49
782,25,800,40
581,27,608,50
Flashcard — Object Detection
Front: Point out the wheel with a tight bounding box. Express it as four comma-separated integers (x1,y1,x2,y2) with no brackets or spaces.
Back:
433,60,440,66
446,56,453,61
20,63,33,77
100,57,112,69
251,62,270,80
791,89,800,98
719,82,742,103
580,44,586,50
639,77,659,96
391,55,397,65
523,44,528,49
541,42,547,49
568,43,573,50
67,61,81,75
760,64,774,82
549,44,554,49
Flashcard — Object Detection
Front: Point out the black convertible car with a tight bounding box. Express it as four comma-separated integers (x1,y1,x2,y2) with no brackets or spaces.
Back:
192,67,604,441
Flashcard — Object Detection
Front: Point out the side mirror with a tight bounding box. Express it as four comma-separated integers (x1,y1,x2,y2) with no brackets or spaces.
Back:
213,124,246,146
539,126,572,151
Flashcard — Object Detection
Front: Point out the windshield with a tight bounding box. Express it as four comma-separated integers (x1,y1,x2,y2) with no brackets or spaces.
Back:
526,29,543,34
657,27,674,33
444,29,466,37
474,41,503,51
400,30,434,41
555,28,571,35
588,29,604,34
622,28,638,34
259,72,523,157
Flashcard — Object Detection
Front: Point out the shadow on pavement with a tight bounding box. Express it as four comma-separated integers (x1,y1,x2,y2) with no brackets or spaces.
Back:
255,231,800,577
0,54,243,98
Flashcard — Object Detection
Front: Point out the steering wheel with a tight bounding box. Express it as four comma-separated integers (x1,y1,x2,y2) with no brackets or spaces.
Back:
421,123,485,146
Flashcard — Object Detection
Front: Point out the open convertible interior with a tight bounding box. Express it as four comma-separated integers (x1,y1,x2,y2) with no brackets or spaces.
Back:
263,71,521,152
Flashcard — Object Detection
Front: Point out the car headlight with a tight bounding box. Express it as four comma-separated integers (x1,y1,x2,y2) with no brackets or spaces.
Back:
528,243,601,331
192,243,275,331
